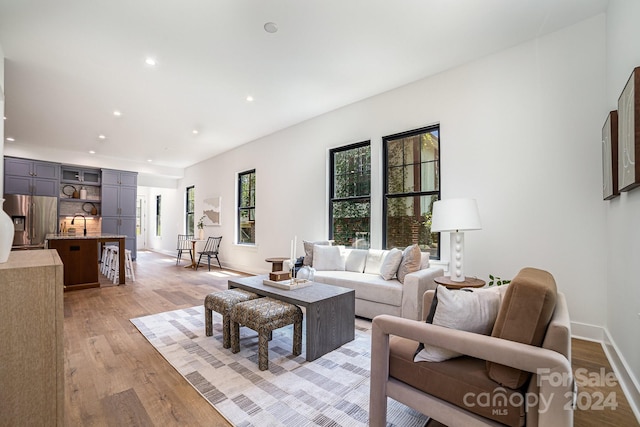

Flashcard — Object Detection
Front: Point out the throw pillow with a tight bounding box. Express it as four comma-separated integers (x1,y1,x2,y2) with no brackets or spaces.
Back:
303,240,329,266
344,249,368,273
379,248,403,280
486,267,557,389
397,244,422,284
414,285,501,362
312,245,345,271
364,249,388,275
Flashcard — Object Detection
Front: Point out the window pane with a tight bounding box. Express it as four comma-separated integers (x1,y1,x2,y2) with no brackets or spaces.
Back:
331,199,370,247
386,194,439,257
333,146,370,198
238,170,256,244
330,142,371,247
386,129,439,195
384,125,440,257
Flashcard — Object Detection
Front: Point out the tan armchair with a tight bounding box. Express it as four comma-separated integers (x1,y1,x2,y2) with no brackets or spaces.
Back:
369,267,573,427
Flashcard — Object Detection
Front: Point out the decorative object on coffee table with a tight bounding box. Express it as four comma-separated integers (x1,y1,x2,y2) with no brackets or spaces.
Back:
265,257,289,272
430,198,481,282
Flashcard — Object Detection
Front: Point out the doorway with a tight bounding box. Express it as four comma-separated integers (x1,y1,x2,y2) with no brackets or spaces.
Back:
136,195,147,250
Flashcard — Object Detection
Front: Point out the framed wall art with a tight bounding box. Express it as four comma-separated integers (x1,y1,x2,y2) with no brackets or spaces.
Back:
618,66,640,192
602,110,619,200
203,196,222,226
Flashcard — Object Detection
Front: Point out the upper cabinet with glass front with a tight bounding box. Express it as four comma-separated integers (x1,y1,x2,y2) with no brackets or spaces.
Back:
60,166,101,186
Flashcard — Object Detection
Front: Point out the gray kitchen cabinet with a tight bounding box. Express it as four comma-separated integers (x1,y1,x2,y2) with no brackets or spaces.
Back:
61,166,101,185
4,157,60,197
101,169,137,260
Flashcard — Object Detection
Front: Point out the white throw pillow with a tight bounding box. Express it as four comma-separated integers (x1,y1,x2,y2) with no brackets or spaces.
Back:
312,245,345,271
303,240,330,266
344,249,368,273
364,249,388,275
414,285,501,362
379,248,403,280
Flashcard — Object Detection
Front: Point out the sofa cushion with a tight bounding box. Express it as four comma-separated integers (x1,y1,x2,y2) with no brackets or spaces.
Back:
487,267,557,389
380,248,403,280
344,249,368,273
312,245,345,271
390,336,525,427
312,271,403,306
364,249,389,275
303,240,330,266
414,285,500,362
397,244,422,284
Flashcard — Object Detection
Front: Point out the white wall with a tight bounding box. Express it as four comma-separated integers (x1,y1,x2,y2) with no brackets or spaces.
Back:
605,0,640,404
182,16,608,327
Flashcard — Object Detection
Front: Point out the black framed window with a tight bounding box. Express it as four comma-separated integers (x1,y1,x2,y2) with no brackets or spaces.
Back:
329,141,371,248
238,169,256,244
186,186,195,235
156,195,162,236
383,125,440,258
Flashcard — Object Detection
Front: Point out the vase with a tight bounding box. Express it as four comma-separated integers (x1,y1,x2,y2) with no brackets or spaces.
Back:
0,199,15,263
198,228,204,240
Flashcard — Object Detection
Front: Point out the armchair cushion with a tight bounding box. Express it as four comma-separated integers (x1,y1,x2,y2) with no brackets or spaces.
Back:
487,267,557,389
390,336,525,427
414,285,501,362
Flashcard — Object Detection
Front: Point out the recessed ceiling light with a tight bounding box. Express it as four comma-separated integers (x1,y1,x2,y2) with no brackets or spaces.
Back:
98,134,106,140
145,57,157,66
192,129,199,135
246,95,254,102
264,22,278,33
89,150,96,154
147,159,153,162
3,116,6,120
6,137,15,142
113,110,122,117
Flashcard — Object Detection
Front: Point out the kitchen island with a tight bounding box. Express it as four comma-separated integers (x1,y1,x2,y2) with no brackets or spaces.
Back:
45,233,127,290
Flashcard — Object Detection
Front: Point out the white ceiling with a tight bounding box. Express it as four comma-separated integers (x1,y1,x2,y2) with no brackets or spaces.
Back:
0,0,608,173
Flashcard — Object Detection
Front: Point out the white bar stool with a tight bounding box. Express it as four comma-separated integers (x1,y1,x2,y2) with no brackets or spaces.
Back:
108,248,135,284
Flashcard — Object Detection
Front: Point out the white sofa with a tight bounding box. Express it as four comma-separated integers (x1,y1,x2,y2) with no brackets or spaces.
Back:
308,246,443,321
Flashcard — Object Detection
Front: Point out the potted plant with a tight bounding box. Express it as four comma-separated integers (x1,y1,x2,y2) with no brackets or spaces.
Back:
197,215,206,240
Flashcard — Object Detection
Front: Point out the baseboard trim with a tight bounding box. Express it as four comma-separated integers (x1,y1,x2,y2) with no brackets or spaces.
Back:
572,321,640,422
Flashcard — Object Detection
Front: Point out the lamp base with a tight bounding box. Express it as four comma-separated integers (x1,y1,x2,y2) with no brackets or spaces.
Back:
448,231,466,282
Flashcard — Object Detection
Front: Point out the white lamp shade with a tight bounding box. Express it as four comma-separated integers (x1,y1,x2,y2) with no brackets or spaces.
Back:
430,198,481,232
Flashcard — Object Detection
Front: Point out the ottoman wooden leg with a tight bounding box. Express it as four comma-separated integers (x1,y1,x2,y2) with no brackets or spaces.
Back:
205,307,213,337
222,314,231,348
258,329,270,371
231,321,241,354
293,315,302,356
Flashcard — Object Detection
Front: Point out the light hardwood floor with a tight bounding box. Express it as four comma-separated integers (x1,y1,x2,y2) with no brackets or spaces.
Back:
63,250,639,426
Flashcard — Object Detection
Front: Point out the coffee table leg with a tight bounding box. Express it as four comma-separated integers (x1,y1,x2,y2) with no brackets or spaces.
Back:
304,293,355,361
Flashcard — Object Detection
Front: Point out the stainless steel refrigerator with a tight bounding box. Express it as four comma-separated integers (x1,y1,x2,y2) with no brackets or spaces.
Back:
3,194,58,249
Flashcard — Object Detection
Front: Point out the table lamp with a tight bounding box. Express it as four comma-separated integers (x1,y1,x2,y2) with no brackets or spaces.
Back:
430,198,481,282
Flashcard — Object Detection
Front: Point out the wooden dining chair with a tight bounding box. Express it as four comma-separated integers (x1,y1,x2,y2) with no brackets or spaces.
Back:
196,236,222,270
176,234,194,265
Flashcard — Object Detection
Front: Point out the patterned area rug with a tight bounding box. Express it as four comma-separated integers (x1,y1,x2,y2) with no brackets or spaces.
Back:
131,306,428,427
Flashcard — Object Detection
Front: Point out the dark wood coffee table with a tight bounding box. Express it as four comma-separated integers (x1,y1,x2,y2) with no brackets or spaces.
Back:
228,275,355,361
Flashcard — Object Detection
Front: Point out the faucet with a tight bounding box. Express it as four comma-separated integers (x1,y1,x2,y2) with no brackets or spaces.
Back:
71,214,87,236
